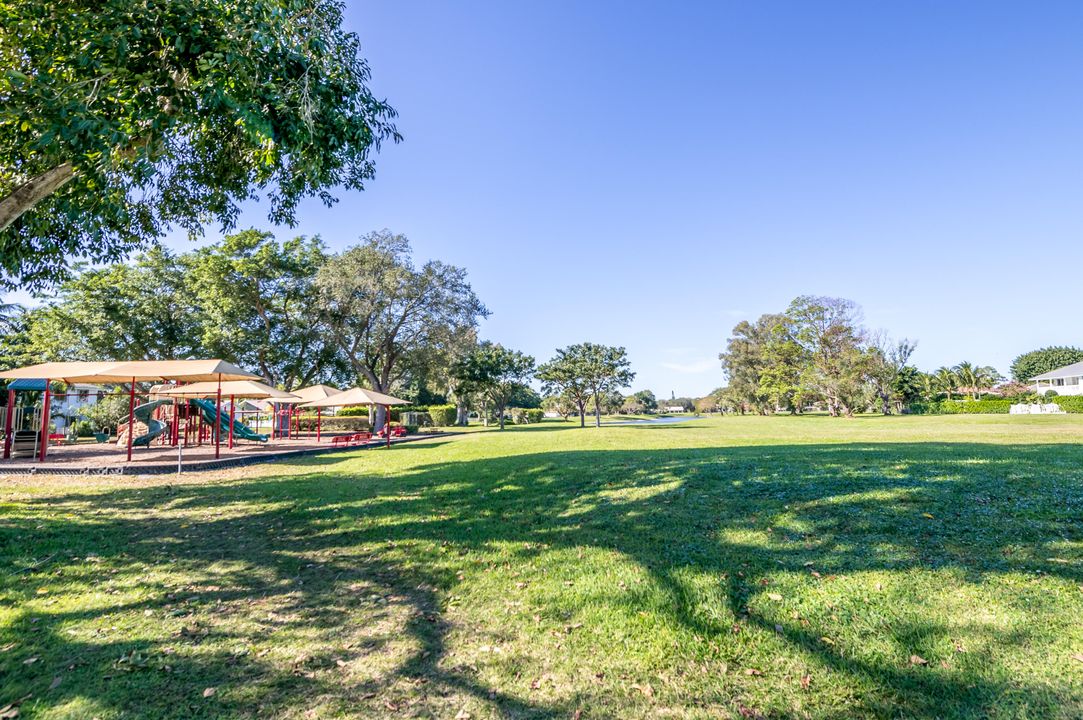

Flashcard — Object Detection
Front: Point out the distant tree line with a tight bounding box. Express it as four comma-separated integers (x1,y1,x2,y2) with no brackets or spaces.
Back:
714,295,1018,416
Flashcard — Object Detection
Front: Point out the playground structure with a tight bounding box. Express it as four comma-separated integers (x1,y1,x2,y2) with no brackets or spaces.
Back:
0,361,415,470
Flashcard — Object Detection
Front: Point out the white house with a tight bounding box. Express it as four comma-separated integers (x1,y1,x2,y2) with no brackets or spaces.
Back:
1031,361,1083,396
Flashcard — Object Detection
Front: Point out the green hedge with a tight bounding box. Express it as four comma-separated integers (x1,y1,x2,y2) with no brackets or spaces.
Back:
1053,396,1083,413
908,400,1012,414
908,397,1083,415
426,404,457,427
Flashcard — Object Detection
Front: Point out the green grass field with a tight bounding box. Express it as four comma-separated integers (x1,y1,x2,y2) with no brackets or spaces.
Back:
2,415,1081,719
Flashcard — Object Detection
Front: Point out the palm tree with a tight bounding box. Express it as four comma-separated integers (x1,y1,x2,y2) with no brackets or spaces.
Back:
920,372,939,402
953,361,978,400
974,366,1003,398
935,366,959,400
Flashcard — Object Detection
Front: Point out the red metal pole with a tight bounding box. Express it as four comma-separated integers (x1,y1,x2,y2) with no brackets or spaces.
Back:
386,404,391,449
125,378,135,462
215,374,222,459
38,380,52,462
316,407,321,443
3,389,14,459
228,394,235,449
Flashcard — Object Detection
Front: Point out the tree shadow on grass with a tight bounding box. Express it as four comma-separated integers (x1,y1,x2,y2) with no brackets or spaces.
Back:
1,441,1081,718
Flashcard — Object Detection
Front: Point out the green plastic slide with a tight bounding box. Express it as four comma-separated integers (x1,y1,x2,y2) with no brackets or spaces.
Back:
132,399,172,447
188,398,269,443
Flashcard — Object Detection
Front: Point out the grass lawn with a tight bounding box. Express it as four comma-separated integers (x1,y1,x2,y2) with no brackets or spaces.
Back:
1,415,1081,719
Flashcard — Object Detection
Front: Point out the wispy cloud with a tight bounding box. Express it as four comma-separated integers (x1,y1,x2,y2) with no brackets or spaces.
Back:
660,359,718,374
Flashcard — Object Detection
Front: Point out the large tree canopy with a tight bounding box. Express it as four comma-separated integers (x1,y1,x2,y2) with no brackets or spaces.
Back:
0,0,400,290
1010,346,1083,382
23,246,199,361
185,229,341,389
538,343,634,428
316,230,488,429
450,341,535,430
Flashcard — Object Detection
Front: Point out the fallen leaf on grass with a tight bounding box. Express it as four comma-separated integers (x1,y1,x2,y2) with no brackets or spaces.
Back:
910,655,928,666
1070,653,1083,663
743,668,763,676
922,513,935,519
572,710,582,720
766,593,783,602
454,710,471,719
820,637,835,646
21,658,37,666
800,674,811,690
202,687,216,698
630,683,654,698
48,676,61,691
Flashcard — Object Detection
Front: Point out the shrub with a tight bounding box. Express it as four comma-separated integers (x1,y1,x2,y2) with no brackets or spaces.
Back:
1053,396,1083,413
523,408,544,424
404,424,420,434
907,400,1011,414
69,419,94,437
905,402,943,415
426,404,457,427
944,400,1011,414
338,406,370,417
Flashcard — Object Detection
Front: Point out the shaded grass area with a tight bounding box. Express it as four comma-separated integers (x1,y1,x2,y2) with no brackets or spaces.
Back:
1,415,1082,718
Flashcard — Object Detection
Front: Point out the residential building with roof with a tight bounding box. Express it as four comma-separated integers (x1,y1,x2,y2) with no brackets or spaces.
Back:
1031,361,1083,396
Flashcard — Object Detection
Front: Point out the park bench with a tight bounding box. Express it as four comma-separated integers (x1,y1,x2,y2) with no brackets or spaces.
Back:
330,435,351,448
350,432,372,444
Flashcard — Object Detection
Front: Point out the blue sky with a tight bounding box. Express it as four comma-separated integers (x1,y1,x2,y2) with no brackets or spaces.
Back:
16,1,1083,397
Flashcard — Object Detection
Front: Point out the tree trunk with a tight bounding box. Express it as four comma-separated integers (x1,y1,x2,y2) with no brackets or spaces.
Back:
456,399,469,426
0,163,76,231
593,392,601,427
374,404,387,431
498,403,505,430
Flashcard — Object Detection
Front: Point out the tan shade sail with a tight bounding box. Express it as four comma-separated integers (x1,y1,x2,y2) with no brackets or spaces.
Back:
153,380,299,401
300,387,410,408
87,359,262,382
0,359,261,383
289,384,342,404
0,361,120,382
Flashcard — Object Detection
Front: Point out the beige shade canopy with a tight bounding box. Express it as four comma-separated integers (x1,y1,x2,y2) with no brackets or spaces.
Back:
0,361,119,382
153,380,299,401
0,359,261,383
289,384,342,404
300,387,410,409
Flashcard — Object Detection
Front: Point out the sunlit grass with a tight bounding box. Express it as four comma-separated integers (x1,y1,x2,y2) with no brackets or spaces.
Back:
1,414,1082,718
